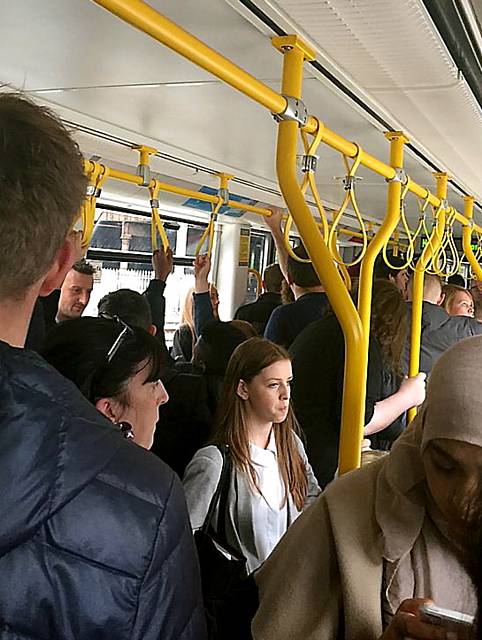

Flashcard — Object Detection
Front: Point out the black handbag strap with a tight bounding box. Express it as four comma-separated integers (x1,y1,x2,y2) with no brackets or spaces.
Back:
200,444,231,537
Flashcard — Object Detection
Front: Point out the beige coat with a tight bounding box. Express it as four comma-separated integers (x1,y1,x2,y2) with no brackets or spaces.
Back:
252,458,385,640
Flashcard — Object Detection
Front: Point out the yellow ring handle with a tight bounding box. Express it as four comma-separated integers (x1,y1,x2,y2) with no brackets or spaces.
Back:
328,144,368,268
195,198,223,256
382,177,415,269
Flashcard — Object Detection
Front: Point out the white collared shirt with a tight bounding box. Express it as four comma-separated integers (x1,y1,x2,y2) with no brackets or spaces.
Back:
249,431,292,563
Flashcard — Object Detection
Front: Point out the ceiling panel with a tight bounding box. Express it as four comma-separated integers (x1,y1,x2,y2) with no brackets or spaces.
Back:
0,0,470,231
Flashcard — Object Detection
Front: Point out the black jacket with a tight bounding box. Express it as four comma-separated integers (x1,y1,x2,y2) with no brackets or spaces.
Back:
404,301,482,374
0,342,206,640
264,292,329,349
234,292,282,335
290,315,403,487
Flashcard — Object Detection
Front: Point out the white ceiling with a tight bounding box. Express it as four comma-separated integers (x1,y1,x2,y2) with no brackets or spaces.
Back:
0,0,478,233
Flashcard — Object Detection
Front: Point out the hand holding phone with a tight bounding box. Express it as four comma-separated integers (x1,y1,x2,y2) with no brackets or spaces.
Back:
379,598,474,640
420,604,474,637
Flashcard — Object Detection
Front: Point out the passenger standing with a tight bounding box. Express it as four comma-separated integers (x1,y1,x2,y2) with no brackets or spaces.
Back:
25,258,94,350
235,263,284,334
0,93,205,639
443,283,475,317
290,279,425,487
405,273,482,374
56,258,95,322
98,287,213,478
183,338,320,574
253,336,482,640
374,253,410,300
42,317,169,449
264,244,328,348
172,260,219,363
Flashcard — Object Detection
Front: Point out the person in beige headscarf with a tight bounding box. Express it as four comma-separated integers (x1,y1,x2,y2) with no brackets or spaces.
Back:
252,336,482,640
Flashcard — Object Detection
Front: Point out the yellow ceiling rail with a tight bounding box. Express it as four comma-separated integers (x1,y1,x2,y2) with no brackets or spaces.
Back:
407,173,448,423
92,0,482,476
92,0,482,232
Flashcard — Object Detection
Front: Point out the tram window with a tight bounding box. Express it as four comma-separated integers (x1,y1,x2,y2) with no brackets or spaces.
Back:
186,224,207,257
83,262,195,347
249,231,269,273
91,211,178,258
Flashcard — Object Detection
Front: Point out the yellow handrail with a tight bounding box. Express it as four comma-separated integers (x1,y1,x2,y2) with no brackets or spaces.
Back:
407,173,448,423
357,132,407,362
275,37,365,474
91,0,482,475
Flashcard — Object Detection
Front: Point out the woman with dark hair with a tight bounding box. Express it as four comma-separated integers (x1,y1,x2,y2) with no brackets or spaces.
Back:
42,316,168,449
183,337,320,573
289,279,426,487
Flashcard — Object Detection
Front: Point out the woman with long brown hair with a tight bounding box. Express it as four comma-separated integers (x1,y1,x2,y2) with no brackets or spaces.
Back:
183,337,320,573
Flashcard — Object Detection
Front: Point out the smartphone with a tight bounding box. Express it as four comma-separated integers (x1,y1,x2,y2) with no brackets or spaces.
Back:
420,604,474,631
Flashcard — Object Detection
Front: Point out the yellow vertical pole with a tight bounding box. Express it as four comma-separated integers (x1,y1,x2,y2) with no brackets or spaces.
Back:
274,36,365,474
463,196,482,280
358,132,407,357
407,172,448,423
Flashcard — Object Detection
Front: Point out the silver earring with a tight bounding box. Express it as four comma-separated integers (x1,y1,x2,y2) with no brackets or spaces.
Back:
116,421,135,440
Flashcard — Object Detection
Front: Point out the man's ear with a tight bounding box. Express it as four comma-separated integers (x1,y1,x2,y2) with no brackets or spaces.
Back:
438,292,445,307
148,324,157,336
38,232,79,296
236,379,249,401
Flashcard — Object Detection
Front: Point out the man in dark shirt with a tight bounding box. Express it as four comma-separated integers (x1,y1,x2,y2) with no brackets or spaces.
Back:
264,244,329,348
235,263,283,334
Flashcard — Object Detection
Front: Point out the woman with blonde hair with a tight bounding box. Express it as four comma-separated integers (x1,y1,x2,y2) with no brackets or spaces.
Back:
443,283,475,317
183,337,320,573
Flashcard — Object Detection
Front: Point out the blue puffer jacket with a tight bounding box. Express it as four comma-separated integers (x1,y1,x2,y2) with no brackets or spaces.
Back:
0,341,206,640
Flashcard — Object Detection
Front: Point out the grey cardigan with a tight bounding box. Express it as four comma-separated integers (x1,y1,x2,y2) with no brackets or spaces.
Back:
183,435,320,573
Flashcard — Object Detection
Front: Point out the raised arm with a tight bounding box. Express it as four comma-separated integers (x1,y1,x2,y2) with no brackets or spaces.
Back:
265,207,289,283
144,247,173,358
193,254,215,337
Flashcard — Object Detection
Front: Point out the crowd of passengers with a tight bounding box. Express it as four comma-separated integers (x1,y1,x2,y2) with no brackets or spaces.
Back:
1,92,482,640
